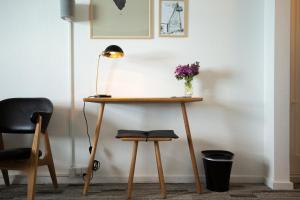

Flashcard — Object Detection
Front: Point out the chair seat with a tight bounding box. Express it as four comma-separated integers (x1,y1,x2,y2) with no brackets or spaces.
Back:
116,130,179,139
0,148,42,161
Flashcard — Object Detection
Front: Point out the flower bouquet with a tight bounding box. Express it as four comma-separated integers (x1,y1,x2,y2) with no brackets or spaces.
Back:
175,62,200,97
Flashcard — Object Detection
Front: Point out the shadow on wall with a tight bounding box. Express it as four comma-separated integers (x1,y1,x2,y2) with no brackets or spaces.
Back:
2,105,69,149
196,68,233,102
1,105,71,175
71,103,186,176
72,106,129,176
194,68,264,176
72,105,194,177
69,66,264,177
74,4,89,22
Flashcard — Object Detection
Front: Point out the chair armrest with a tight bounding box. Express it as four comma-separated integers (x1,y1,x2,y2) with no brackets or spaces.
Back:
30,112,49,124
31,115,42,160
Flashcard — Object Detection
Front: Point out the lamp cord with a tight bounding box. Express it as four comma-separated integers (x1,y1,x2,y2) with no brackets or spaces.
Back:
83,101,92,151
82,99,101,181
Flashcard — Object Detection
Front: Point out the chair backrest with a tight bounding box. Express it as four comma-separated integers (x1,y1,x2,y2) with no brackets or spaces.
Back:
0,98,53,134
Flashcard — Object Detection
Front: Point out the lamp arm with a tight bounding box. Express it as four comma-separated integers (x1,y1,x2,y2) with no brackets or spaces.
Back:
95,55,101,95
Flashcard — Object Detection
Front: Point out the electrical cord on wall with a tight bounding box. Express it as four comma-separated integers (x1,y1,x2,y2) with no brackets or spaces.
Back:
82,99,101,180
83,101,92,152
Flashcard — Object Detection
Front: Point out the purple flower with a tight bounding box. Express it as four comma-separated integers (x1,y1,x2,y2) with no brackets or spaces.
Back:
175,62,200,81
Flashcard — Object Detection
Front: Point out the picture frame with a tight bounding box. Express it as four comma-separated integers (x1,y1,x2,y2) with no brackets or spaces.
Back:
90,0,154,39
159,0,189,37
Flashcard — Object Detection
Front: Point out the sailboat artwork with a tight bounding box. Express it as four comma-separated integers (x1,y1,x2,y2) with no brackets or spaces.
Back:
160,0,188,37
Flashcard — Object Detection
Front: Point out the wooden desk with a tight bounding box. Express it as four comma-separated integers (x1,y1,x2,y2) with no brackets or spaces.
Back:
82,97,203,195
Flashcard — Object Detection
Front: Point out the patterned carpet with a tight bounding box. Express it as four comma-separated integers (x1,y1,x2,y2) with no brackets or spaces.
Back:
0,183,300,200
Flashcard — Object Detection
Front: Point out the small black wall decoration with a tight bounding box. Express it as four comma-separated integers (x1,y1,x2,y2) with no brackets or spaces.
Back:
113,0,126,10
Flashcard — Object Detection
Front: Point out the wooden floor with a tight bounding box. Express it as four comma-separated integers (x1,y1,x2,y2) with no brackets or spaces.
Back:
0,183,300,200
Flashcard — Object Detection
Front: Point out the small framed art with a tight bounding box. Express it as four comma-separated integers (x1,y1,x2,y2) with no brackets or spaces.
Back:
90,0,153,39
159,0,188,37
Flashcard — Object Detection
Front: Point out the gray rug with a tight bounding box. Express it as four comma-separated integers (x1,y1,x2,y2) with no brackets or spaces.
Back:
0,183,300,200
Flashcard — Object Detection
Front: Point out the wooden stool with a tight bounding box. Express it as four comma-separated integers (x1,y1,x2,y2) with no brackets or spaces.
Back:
116,130,179,199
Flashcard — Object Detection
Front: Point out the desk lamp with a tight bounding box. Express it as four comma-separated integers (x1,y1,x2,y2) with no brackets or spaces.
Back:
94,45,124,98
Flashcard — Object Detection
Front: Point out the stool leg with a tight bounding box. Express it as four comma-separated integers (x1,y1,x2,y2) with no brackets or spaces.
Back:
128,141,138,199
154,141,166,199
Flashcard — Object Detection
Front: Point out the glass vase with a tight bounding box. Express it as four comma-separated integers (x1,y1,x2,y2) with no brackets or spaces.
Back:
184,80,193,97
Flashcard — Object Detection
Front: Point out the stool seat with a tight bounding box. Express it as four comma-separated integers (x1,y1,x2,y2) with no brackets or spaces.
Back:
116,130,179,139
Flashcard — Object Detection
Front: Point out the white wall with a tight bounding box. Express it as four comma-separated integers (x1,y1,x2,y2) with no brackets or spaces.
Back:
73,0,265,182
264,0,293,190
0,0,71,174
264,0,276,188
273,0,293,189
0,0,266,183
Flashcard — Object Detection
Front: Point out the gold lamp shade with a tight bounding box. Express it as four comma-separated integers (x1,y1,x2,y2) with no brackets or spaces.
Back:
102,45,124,58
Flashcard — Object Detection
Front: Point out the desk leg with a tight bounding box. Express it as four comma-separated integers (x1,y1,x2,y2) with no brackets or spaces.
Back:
181,103,202,193
83,103,105,195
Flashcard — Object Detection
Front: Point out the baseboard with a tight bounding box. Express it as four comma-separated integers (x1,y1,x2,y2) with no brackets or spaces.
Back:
265,177,294,190
0,174,264,185
291,174,300,183
230,175,264,183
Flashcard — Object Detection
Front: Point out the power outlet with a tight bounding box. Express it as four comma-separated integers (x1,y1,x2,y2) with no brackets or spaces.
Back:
69,167,88,177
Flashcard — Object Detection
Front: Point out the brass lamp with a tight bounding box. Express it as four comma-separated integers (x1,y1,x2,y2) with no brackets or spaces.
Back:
94,45,124,98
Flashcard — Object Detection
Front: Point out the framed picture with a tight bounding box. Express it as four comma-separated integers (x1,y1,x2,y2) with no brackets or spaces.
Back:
90,0,153,39
159,0,188,37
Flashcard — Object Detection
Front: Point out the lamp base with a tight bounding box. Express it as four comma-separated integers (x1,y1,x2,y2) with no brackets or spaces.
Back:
92,94,112,98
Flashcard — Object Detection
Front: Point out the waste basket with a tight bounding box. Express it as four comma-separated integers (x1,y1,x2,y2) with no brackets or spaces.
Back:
202,150,234,192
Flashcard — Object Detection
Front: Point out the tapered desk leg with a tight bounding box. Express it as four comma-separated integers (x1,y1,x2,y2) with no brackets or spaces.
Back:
83,103,105,195
128,141,138,199
181,103,202,193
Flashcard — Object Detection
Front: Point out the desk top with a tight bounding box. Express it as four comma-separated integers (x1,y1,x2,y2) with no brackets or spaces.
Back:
83,97,203,103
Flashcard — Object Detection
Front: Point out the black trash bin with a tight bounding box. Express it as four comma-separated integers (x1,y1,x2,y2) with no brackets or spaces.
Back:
202,150,234,192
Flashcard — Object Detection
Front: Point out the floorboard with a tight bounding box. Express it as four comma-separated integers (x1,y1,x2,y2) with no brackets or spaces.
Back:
0,183,300,200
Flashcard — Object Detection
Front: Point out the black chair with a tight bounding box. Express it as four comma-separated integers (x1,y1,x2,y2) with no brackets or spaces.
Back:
0,98,58,200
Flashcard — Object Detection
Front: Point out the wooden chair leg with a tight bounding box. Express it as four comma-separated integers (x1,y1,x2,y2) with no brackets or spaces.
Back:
27,164,38,200
0,134,10,186
128,141,138,199
44,131,58,188
154,141,166,199
27,115,42,200
1,169,10,186
47,159,58,189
